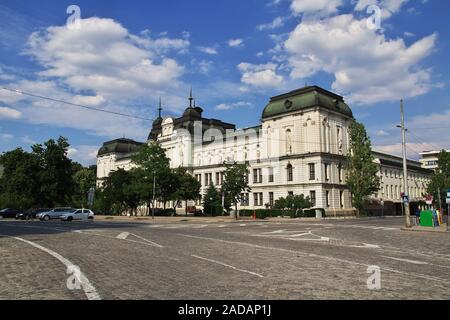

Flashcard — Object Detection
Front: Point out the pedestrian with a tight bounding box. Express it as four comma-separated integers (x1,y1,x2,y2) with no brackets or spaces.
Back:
413,208,421,226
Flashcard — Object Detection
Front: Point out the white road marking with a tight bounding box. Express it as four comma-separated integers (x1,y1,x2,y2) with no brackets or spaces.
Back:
346,243,380,249
218,225,227,228
128,233,164,248
382,256,428,265
180,234,450,284
192,225,208,229
1,234,101,300
191,254,264,278
239,224,247,227
116,232,129,240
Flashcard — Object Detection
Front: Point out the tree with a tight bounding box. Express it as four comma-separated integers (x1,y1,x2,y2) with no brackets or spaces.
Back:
202,183,223,216
72,165,97,207
100,168,140,215
427,150,450,212
170,168,201,216
0,148,41,209
274,194,314,211
345,121,380,215
131,143,171,215
221,162,251,220
32,137,76,207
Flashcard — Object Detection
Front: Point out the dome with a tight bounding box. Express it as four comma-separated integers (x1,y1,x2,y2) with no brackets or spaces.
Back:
182,107,201,119
262,86,353,119
152,117,163,127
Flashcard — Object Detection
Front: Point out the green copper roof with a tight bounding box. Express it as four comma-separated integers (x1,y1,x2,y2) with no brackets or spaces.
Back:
262,86,353,119
97,138,144,157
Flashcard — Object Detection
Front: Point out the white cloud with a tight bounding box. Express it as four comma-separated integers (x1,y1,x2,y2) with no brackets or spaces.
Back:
0,106,21,119
284,13,437,105
198,46,218,55
23,17,184,99
0,17,191,141
258,17,287,31
237,62,284,88
376,130,389,136
67,145,99,165
0,133,13,140
354,0,409,19
291,0,343,16
228,38,244,47
215,101,251,110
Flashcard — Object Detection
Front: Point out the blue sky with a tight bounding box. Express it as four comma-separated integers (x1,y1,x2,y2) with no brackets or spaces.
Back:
0,0,449,165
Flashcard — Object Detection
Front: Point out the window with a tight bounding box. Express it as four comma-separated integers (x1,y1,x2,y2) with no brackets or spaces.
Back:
340,191,344,208
268,167,274,183
324,163,329,181
269,192,274,207
286,129,292,154
216,172,220,185
287,164,293,182
195,174,202,186
288,191,294,197
254,193,259,207
240,193,249,206
326,191,330,207
253,169,262,183
204,173,212,186
309,163,315,180
338,164,343,183
310,191,316,207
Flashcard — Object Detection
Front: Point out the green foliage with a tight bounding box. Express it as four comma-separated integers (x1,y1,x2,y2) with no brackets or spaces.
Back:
239,208,326,219
273,194,314,210
221,162,251,219
345,121,380,214
427,150,450,211
72,165,97,207
131,143,172,210
0,148,41,209
32,137,76,207
170,167,201,214
202,184,223,216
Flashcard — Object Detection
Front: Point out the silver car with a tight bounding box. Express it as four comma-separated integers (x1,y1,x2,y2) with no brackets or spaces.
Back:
60,209,94,222
37,207,75,221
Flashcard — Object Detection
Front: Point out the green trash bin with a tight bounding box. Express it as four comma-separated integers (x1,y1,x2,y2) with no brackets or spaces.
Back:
420,211,434,227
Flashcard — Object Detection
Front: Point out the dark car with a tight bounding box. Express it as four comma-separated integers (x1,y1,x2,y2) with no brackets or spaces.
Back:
16,208,51,220
0,208,23,219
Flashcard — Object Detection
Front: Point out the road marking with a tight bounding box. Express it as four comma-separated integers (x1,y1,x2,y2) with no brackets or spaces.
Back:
1,234,101,300
191,254,264,278
346,243,380,249
179,234,450,284
128,233,164,248
192,225,208,229
218,225,227,228
239,224,247,227
381,256,428,265
116,232,129,240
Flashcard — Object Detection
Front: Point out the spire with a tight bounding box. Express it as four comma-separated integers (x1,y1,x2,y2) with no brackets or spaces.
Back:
189,87,194,107
158,96,162,118
193,96,196,107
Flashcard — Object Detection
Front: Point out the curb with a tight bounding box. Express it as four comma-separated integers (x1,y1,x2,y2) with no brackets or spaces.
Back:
401,227,450,234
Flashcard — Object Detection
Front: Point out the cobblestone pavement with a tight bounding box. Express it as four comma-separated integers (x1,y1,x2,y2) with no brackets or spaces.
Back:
1,217,449,300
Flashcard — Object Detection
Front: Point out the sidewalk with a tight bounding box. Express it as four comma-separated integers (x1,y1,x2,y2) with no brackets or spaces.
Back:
401,225,450,233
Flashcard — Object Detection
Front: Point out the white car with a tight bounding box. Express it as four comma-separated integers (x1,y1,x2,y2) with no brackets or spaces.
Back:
60,209,94,222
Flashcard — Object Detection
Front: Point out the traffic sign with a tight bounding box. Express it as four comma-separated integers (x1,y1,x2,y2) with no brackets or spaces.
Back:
402,195,409,204
446,189,450,204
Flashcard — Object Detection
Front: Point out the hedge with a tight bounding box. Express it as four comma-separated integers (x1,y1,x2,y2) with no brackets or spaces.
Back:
239,208,326,219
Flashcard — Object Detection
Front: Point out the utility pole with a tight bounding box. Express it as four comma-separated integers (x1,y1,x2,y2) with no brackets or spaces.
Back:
152,172,156,220
400,99,412,228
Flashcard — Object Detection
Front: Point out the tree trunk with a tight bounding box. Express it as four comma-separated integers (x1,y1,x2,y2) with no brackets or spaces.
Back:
235,201,238,221
185,200,188,217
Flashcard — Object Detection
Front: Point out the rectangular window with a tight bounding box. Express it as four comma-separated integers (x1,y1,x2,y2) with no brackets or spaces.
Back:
310,191,316,207
253,169,262,183
324,163,329,181
269,192,274,207
309,163,315,181
288,191,294,197
340,191,344,208
216,172,220,185
253,193,259,207
338,164,342,183
268,167,274,183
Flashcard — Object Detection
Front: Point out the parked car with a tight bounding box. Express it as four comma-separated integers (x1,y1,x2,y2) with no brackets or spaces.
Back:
0,208,23,219
16,208,51,220
37,207,75,221
60,209,94,222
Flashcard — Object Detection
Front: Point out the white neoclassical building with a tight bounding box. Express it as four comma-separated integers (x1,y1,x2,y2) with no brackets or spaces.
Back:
97,85,432,216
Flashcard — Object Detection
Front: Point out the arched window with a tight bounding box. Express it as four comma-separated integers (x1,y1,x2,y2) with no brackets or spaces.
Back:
287,163,293,182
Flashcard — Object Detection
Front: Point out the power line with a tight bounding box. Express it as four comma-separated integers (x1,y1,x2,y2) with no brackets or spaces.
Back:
0,87,153,122
407,130,442,152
